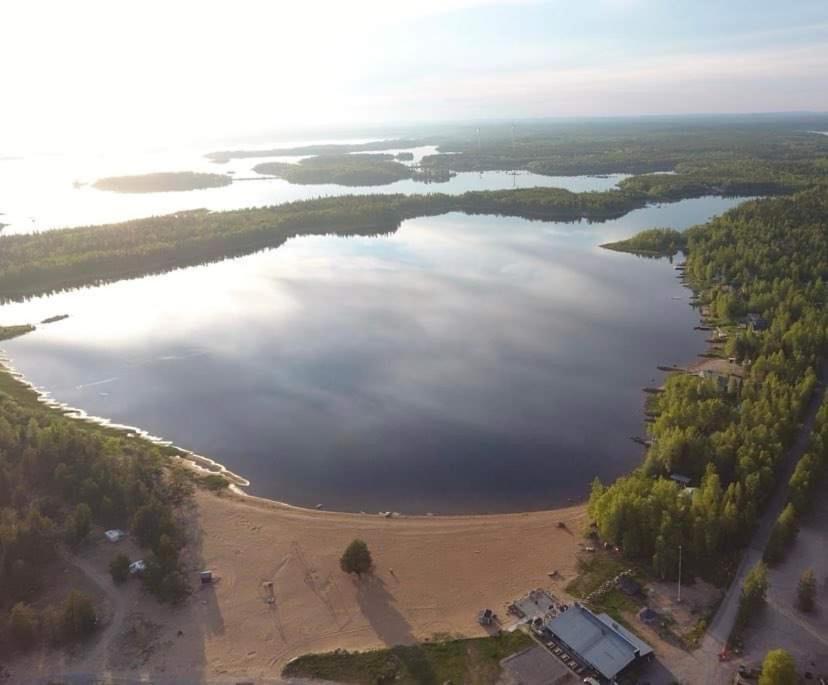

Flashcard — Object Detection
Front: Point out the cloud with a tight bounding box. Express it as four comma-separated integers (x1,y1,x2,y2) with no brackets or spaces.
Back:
361,43,828,117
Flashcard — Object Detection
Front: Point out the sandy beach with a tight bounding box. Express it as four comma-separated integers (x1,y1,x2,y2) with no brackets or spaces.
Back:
13,490,587,682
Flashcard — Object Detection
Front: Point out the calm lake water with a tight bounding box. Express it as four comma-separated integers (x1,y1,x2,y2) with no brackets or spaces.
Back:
0,196,749,513
0,144,627,235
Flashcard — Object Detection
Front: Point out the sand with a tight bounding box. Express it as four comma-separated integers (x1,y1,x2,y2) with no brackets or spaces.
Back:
11,490,587,683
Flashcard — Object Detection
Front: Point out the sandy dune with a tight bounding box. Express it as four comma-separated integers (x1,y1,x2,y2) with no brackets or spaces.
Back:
12,491,586,682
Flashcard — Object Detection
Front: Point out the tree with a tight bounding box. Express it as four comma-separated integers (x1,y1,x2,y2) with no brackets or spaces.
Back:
8,602,38,647
764,504,798,564
735,562,768,633
109,553,131,584
62,590,97,638
797,568,817,612
141,553,189,604
67,502,92,546
340,539,373,577
759,648,797,685
130,500,172,548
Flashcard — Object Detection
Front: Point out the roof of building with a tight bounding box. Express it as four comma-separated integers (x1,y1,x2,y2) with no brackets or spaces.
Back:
638,607,659,623
546,604,653,681
616,575,642,596
690,357,745,378
500,646,576,685
510,588,559,622
670,473,692,486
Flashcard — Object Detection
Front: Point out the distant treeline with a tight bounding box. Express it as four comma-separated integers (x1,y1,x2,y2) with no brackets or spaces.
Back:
0,173,804,301
207,139,428,163
421,121,828,178
93,172,232,193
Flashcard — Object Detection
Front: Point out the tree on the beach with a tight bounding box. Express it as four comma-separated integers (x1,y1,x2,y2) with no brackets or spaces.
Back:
797,568,817,612
340,539,373,577
759,648,797,685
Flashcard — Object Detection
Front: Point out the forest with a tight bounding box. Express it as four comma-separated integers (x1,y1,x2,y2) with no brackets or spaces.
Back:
93,172,232,193
0,366,193,653
0,158,815,302
419,117,828,176
589,187,828,582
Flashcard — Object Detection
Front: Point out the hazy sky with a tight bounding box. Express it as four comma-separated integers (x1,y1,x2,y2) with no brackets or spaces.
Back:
2,0,827,151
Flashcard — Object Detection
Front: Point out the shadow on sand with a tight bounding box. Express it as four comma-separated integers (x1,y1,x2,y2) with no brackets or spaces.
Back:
355,573,438,684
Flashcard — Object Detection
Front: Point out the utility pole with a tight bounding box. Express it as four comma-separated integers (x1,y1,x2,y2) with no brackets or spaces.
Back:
677,544,683,603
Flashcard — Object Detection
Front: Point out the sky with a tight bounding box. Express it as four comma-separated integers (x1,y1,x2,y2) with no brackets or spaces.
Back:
1,0,827,152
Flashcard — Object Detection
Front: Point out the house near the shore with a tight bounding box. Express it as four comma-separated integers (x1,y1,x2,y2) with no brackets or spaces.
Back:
693,358,745,391
670,473,692,487
543,603,654,683
746,312,768,331
104,529,126,543
129,560,146,576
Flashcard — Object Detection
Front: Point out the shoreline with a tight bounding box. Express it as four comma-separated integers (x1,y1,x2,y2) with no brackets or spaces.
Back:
0,353,595,521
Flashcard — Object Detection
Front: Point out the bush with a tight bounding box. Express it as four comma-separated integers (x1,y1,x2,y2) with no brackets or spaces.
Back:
8,602,37,648
797,568,817,612
109,553,131,584
201,474,230,492
340,539,373,577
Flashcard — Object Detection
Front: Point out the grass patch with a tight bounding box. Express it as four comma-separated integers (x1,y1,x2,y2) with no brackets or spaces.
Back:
566,552,645,623
282,631,533,684
566,552,629,598
200,474,231,492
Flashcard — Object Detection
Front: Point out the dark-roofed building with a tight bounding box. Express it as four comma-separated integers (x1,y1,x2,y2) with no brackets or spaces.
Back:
746,312,768,331
500,646,576,685
545,603,653,682
616,575,642,597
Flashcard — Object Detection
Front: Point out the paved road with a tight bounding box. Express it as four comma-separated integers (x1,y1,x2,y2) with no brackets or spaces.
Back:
695,374,827,684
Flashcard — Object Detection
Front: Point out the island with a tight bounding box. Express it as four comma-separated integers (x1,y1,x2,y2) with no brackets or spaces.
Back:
93,171,232,193
207,138,426,163
253,154,414,186
600,227,686,256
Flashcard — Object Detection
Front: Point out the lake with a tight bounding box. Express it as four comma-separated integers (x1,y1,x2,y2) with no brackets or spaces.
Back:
0,144,628,235
0,196,749,513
